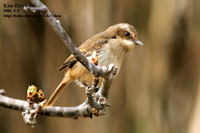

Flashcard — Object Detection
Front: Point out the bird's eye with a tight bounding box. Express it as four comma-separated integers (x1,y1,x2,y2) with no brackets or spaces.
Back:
125,31,130,36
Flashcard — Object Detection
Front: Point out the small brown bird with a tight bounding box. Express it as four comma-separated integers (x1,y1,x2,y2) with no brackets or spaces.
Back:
46,23,143,107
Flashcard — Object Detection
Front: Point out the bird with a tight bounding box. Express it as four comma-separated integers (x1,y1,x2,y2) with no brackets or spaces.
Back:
46,23,143,107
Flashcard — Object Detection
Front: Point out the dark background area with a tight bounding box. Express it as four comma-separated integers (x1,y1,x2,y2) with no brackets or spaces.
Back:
0,0,200,133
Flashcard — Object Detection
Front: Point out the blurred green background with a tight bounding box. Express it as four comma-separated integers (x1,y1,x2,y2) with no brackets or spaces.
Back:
0,0,200,133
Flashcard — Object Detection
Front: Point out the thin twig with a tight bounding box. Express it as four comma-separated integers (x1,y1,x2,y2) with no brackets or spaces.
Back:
0,93,90,118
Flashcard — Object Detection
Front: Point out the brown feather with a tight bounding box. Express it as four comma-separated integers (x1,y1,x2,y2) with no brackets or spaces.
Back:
58,33,111,71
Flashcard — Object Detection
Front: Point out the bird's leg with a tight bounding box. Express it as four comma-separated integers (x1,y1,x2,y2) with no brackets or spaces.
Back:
93,77,99,92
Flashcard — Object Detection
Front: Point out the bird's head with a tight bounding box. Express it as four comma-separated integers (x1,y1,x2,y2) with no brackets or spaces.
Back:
105,23,143,51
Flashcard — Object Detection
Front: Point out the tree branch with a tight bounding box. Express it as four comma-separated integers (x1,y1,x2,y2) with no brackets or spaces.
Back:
0,0,118,127
0,68,114,118
0,93,89,118
0,64,115,126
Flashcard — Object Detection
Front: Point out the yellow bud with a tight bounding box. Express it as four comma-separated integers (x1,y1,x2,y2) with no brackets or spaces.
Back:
91,50,98,65
39,99,47,108
27,85,37,98
38,89,44,99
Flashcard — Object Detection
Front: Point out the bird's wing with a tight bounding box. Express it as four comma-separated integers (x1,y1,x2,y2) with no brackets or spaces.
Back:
58,50,88,71
78,33,108,53
58,33,109,71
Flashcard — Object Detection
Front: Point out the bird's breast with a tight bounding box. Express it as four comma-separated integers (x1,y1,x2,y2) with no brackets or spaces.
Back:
72,42,126,87
97,42,126,69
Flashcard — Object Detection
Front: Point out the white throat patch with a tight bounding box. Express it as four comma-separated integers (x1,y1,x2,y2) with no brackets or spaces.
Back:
123,39,133,46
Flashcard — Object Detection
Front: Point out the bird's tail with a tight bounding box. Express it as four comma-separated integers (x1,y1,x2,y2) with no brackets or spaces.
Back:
46,71,72,107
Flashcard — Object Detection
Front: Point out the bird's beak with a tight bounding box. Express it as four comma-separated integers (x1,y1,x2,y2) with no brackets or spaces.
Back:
131,38,143,46
134,40,143,46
